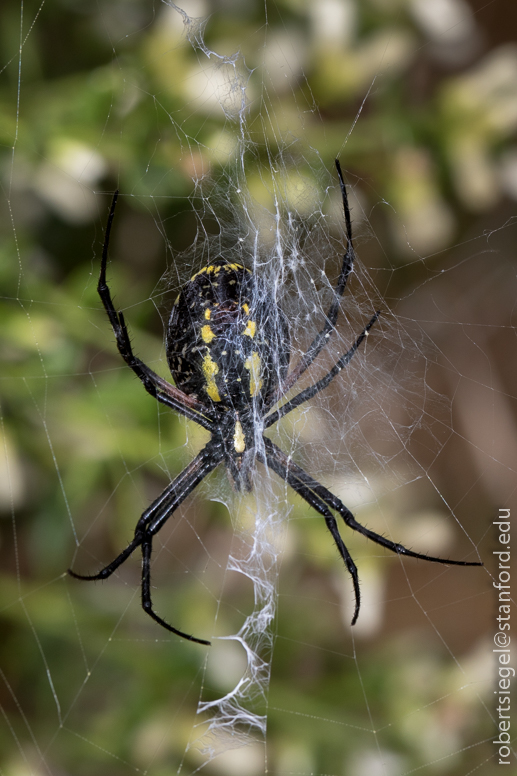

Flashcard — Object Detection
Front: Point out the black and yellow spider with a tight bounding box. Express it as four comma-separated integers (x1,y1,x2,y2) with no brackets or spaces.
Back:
69,161,482,644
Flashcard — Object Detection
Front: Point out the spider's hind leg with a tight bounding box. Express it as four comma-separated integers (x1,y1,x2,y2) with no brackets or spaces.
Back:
267,160,359,406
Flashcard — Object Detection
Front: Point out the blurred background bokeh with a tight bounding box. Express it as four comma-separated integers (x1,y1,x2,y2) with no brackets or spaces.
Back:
1,0,516,774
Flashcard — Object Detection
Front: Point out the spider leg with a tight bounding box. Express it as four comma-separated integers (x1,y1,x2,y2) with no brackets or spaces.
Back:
97,192,215,430
68,473,187,581
265,442,361,624
265,310,379,428
264,438,482,623
69,443,223,644
140,534,210,645
267,160,357,407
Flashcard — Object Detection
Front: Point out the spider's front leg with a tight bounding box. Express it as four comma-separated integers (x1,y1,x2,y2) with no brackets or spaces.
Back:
263,440,362,624
264,438,482,626
69,444,222,644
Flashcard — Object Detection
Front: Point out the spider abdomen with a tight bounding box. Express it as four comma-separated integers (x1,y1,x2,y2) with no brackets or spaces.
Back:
166,260,290,411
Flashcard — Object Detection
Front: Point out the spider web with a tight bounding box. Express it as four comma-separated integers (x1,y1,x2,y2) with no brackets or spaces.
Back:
1,0,515,774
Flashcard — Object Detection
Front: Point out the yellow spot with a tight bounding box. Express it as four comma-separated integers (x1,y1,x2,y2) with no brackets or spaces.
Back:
243,320,256,338
244,351,262,397
202,353,221,402
233,421,246,453
201,324,215,344
242,303,249,314
190,264,223,282
190,266,207,281
204,308,211,320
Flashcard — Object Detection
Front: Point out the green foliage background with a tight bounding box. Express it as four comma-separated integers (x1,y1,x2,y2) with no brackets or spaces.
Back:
1,1,515,774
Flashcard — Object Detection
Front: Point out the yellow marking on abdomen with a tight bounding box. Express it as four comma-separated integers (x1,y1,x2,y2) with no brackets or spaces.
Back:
233,421,246,453
244,351,263,397
190,264,222,282
202,353,221,402
190,266,207,281
201,324,216,344
191,263,249,282
243,320,256,338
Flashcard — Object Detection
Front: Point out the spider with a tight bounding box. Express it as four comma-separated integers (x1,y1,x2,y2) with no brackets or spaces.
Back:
69,161,482,645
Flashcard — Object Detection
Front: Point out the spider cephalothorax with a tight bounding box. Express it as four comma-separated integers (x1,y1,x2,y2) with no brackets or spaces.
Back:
69,161,482,644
